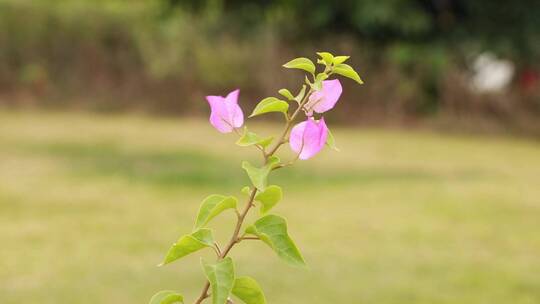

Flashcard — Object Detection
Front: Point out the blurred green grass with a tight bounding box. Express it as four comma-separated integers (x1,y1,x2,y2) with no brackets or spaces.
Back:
1,110,539,304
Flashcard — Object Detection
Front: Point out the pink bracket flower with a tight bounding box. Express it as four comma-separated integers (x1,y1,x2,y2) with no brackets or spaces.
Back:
205,89,244,133
289,117,329,160
304,79,342,116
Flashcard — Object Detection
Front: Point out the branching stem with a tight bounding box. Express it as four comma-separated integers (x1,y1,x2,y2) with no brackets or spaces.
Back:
193,86,314,304
265,88,313,159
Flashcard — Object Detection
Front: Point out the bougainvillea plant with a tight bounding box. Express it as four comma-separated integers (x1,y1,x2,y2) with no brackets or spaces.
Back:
150,52,363,304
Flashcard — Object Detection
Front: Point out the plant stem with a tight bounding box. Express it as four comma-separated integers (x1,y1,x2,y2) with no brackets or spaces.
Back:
265,88,313,159
220,188,257,258
193,187,257,304
239,236,259,241
193,87,313,304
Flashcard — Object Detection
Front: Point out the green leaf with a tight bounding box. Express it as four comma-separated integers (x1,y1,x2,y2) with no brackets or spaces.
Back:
160,229,214,266
316,52,334,65
316,72,329,82
259,138,273,148
278,89,294,100
326,128,340,151
312,73,328,90
241,186,251,196
250,97,289,118
236,128,273,148
232,276,267,304
333,63,363,84
241,156,280,191
241,162,269,191
283,57,315,74
332,56,350,65
294,85,307,104
311,79,322,91
202,257,235,304
254,185,282,214
245,215,306,267
149,290,184,304
194,195,238,230
267,155,280,166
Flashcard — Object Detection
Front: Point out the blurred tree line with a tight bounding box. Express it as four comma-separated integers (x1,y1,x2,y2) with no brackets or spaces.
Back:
0,0,539,133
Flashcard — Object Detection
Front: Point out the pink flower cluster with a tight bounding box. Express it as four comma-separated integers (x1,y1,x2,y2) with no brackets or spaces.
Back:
205,79,343,160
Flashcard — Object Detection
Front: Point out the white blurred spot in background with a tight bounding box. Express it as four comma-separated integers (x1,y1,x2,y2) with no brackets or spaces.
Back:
470,52,515,93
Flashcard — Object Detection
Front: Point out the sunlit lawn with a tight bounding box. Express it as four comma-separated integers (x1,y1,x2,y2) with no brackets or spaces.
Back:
1,110,539,304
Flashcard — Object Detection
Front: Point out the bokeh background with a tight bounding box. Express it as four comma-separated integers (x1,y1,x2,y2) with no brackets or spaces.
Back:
1,1,539,303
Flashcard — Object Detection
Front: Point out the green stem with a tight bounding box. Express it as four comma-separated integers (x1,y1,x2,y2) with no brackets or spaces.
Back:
193,86,314,304
265,88,313,159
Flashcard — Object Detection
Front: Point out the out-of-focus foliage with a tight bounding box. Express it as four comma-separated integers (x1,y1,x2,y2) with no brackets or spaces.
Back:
0,0,539,133
172,0,540,60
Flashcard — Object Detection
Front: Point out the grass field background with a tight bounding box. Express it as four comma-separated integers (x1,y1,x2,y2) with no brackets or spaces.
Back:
1,110,539,304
